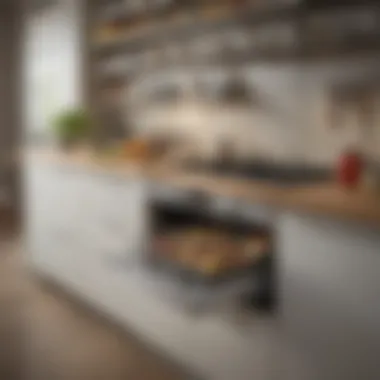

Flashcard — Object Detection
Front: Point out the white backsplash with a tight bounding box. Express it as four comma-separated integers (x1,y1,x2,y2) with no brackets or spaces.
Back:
131,57,380,166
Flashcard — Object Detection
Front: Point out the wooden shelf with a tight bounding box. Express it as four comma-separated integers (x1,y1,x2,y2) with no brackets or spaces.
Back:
93,37,380,81
91,3,380,63
93,0,205,26
92,4,299,56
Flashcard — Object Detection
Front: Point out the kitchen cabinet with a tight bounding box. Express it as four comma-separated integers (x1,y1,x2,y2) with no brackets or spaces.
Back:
26,153,380,380
24,160,147,298
278,213,380,380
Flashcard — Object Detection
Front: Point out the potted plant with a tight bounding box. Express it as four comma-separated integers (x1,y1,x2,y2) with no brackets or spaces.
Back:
52,108,91,149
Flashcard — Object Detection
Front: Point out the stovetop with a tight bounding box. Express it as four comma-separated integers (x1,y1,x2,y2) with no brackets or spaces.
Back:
184,160,333,186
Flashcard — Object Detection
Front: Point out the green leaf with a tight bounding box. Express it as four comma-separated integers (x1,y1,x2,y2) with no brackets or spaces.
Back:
52,108,91,142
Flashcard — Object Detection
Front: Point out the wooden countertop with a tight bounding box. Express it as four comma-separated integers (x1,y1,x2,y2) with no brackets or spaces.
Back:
27,149,380,227
148,166,380,226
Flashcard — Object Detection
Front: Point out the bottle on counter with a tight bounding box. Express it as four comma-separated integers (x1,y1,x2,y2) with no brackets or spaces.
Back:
337,148,363,190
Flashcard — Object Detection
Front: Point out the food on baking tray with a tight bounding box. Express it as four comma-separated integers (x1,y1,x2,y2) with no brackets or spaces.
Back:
154,228,270,276
199,253,224,275
243,235,270,262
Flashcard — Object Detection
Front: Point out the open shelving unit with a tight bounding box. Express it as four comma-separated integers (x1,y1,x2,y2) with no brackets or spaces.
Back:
85,0,380,140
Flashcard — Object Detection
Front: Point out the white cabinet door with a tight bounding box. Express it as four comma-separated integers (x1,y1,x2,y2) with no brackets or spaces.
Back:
25,162,148,307
25,164,61,269
66,173,147,306
25,163,88,269
279,213,380,380
79,174,147,265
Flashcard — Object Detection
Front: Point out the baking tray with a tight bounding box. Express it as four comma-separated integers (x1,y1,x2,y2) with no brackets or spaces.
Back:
147,250,270,287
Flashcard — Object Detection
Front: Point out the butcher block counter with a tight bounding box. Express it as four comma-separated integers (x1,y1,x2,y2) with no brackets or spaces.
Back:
27,149,380,227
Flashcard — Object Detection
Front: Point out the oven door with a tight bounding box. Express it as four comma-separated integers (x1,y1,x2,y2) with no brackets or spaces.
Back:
144,185,275,314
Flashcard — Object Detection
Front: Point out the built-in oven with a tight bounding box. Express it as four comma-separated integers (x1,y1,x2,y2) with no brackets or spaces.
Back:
145,182,276,314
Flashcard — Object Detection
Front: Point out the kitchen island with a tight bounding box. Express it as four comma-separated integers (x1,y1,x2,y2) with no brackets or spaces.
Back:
24,150,380,380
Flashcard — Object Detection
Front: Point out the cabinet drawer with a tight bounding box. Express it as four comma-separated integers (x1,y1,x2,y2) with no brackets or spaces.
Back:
27,164,147,286
84,225,142,264
83,176,145,227
94,177,143,210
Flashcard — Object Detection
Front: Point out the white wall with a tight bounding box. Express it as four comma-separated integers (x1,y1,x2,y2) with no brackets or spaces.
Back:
23,0,84,138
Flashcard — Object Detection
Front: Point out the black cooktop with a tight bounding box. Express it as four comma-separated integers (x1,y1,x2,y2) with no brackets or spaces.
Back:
185,160,333,186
